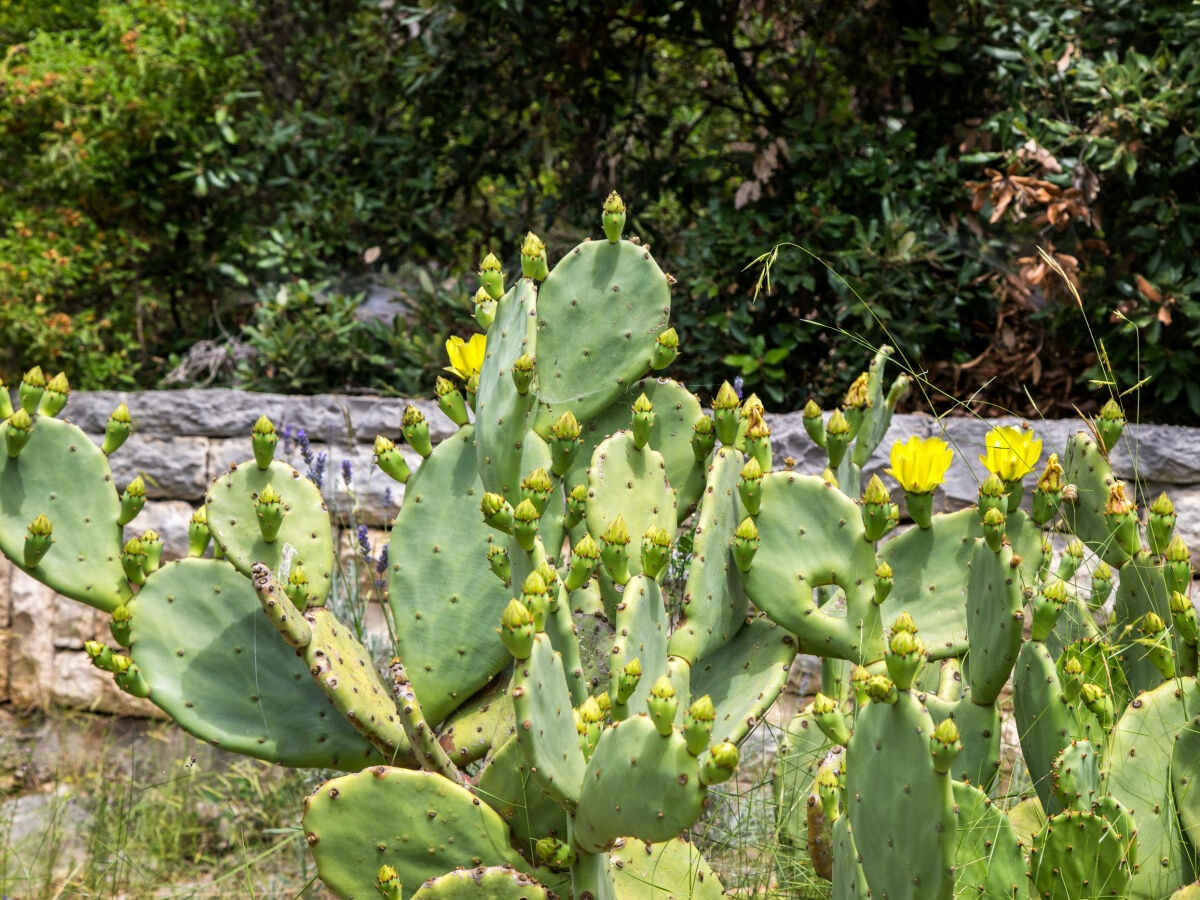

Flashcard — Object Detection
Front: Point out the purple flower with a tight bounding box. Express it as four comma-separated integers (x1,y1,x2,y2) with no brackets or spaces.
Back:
310,451,327,488
376,542,389,574
733,376,744,400
297,428,314,467
342,458,353,487
357,524,371,559
383,487,394,510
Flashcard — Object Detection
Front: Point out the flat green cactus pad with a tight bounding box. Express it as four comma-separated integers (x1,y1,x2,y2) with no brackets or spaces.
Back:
473,734,570,861
952,780,1029,899
1029,809,1133,900
1062,430,1133,569
303,767,550,899
129,558,383,769
0,415,130,612
410,865,555,898
390,426,512,726
1114,551,1180,694
608,574,670,717
205,458,335,602
609,837,725,899
533,238,671,427
1173,718,1200,859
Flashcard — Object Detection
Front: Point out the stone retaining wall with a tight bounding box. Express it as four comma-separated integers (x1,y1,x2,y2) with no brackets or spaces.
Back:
2,390,1198,713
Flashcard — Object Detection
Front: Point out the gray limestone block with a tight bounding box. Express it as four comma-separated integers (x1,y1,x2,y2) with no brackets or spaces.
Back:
99,433,211,501
1110,423,1200,484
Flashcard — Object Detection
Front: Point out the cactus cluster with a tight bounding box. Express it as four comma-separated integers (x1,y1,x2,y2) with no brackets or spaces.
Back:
2,195,1198,899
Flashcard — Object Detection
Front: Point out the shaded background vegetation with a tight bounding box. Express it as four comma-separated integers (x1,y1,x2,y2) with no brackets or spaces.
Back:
2,0,1198,421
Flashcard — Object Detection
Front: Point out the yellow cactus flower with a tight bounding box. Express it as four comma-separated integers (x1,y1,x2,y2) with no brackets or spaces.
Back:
887,436,954,493
444,333,487,381
979,425,1042,482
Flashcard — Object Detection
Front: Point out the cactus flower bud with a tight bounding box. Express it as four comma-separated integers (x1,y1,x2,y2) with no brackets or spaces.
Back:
478,251,505,300
602,190,626,243
109,603,133,646
700,741,739,786
187,505,211,557
840,372,870,442
930,718,962,775
0,377,11,419
712,381,741,446
519,467,554,517
1080,682,1114,730
731,517,760,573
850,664,871,707
874,561,894,606
651,327,679,370
511,353,535,395
472,285,497,330
885,624,926,691
864,674,898,705
23,513,54,569
121,537,147,585
616,657,642,705
499,598,536,659
800,399,826,448
480,492,515,534
520,232,549,281
1164,534,1193,596
38,371,69,416
512,498,541,552
535,836,577,870
565,533,600,591
981,505,1006,552
1095,398,1125,454
738,456,764,516
486,544,511,587
682,694,716,756
250,415,278,469
140,528,163,573
5,407,34,458
578,695,604,759
1087,561,1113,609
102,402,132,455
254,482,284,543
565,482,588,530
1032,453,1065,525
810,692,851,746
1138,611,1176,680
285,563,310,609
600,515,632,585
744,406,772,473
1056,538,1084,582
373,435,412,484
691,414,716,462
85,640,116,671
641,525,672,580
375,864,403,900
520,570,550,630
118,475,147,526
401,404,432,458
860,474,894,542
1169,590,1199,645
647,674,678,736
1147,491,1177,556
435,376,470,427
18,365,46,415
824,408,852,469
1103,480,1141,557
548,410,582,475
1030,579,1069,641
631,393,656,450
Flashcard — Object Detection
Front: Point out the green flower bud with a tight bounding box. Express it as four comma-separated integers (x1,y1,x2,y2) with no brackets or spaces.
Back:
121,537,147,585
480,492,515,534
824,408,851,468
981,504,1006,552
565,533,600,591
738,456,764,516
1147,491,1177,556
602,190,626,243
930,717,962,775
731,516,760,574
373,435,412,484
1032,453,1065,525
140,528,163,573
511,353,535,395
1080,682,1114,730
253,483,284,546
565,482,588,530
520,570,550,630
102,402,132,455
519,467,554,517
682,694,716,756
435,376,470,426
473,286,497,330
691,414,716,462
286,563,310,609
864,674,898,705
24,513,53,568
487,544,511,587
1169,591,1198,645
810,692,851,746
860,474,894,542
400,404,432,458
646,675,678,736
86,640,116,671
0,377,11,419
5,408,34,458
641,525,672,580
534,836,578,870
600,515,632,585
478,251,505,301
1056,538,1085,582
885,624,926,691
700,741,739,786
548,410,582,476
631,393,656,450
499,598,536,659
376,863,403,900
1031,579,1068,642
850,664,871,707
38,371,69,416
874,561,894,605
1088,561,1114,609
616,657,642,705
1164,534,1193,596
1096,398,1125,453
117,475,147,527
1103,481,1141,557
651,327,679,370
18,365,45,415
188,505,211,557
250,414,278,469
109,603,133,647
520,232,549,281
712,382,741,446
802,399,826,448
512,498,541,551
